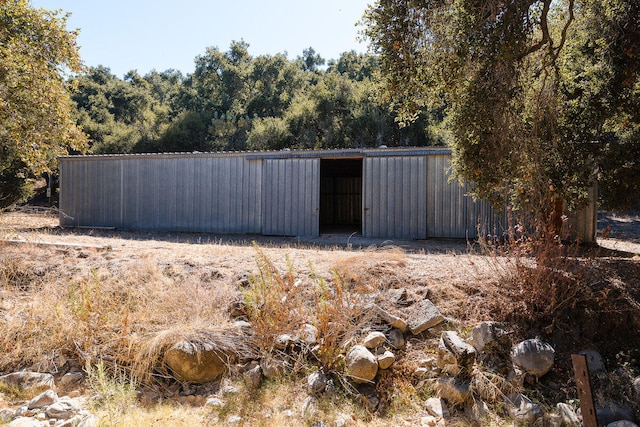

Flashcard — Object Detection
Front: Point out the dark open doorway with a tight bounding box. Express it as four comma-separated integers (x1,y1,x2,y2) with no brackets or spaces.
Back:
319,158,363,234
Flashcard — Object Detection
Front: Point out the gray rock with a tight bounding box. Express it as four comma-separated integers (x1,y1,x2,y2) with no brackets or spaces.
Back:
507,393,543,426
0,408,13,424
405,299,445,335
7,418,46,427
597,405,636,426
607,421,639,427
307,371,327,396
557,402,580,426
59,372,84,389
243,364,262,390
371,304,409,332
300,324,318,346
164,341,231,383
387,328,405,350
205,397,224,407
0,372,54,390
77,414,99,427
301,396,318,420
470,321,511,354
510,339,555,377
274,334,294,350
260,356,287,378
345,345,378,384
227,415,242,424
464,400,490,423
544,413,563,427
579,349,606,377
377,351,395,370
28,389,58,409
363,331,386,349
433,376,471,406
632,376,640,397
57,414,85,427
440,331,476,369
45,399,80,420
425,397,449,418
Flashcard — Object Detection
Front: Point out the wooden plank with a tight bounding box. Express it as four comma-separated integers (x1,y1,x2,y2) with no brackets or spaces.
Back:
2,239,112,251
572,354,598,427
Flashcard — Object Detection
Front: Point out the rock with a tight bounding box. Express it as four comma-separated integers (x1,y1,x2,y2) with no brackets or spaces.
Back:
510,339,555,377
0,372,54,390
28,389,58,409
260,356,287,378
371,304,409,332
301,396,318,420
437,338,461,376
507,393,543,426
634,377,640,397
0,408,13,424
300,324,318,346
164,341,231,383
307,371,327,396
597,405,636,426
363,331,386,349
404,299,445,335
387,328,405,349
470,321,511,354
607,421,639,427
579,349,606,378
205,397,224,407
274,334,294,350
45,399,80,420
464,400,490,423
227,415,242,424
439,331,476,370
544,413,563,427
433,376,471,406
78,413,99,427
556,402,580,426
345,345,378,384
59,372,84,389
8,418,45,427
58,414,85,427
425,397,449,418
243,364,261,390
377,351,395,370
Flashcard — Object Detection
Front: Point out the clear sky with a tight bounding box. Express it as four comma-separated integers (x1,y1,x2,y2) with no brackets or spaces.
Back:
30,0,373,78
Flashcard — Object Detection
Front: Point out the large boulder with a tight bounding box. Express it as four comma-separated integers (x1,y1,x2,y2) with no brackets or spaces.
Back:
346,345,378,384
0,372,54,390
510,339,555,377
164,341,232,383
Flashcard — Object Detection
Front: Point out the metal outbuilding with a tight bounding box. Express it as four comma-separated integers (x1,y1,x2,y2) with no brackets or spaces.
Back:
58,147,596,242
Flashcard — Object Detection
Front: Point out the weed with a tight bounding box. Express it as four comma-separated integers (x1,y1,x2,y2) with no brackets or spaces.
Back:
86,360,138,427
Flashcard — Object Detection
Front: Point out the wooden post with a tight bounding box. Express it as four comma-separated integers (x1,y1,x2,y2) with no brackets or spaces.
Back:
572,354,598,427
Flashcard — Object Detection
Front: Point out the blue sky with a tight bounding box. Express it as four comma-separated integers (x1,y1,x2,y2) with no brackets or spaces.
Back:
31,0,373,78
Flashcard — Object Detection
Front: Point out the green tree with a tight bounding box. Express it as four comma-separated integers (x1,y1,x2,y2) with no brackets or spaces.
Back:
363,0,640,231
0,0,86,207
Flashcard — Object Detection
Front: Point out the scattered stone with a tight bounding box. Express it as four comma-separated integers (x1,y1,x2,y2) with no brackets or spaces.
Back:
544,413,563,427
557,402,580,426
0,408,13,424
387,328,405,349
377,351,395,370
7,417,45,427
274,334,294,350
345,345,378,384
228,300,247,318
464,400,490,423
59,372,84,389
205,397,224,407
634,377,640,398
300,324,318,346
470,321,511,354
45,399,80,420
231,320,252,330
0,372,54,390
404,299,445,335
164,341,231,383
607,422,638,427
28,389,58,409
439,331,476,370
433,376,471,406
227,415,242,424
597,405,636,426
363,331,386,349
510,339,555,377
58,414,85,427
579,349,606,378
301,396,319,420
221,385,240,395
370,304,409,332
78,414,99,427
507,393,543,425
425,397,449,418
307,371,327,396
243,364,262,390
413,367,431,379
260,356,287,378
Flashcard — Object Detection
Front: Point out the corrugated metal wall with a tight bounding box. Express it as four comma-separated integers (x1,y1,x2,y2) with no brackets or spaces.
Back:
60,155,262,233
262,158,320,236
363,156,427,239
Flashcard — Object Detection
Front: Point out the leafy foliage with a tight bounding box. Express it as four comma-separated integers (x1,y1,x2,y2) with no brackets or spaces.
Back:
363,0,640,220
0,0,87,207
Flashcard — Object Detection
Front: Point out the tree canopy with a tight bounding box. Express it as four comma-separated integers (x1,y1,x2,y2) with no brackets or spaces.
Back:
0,0,86,207
363,0,640,223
